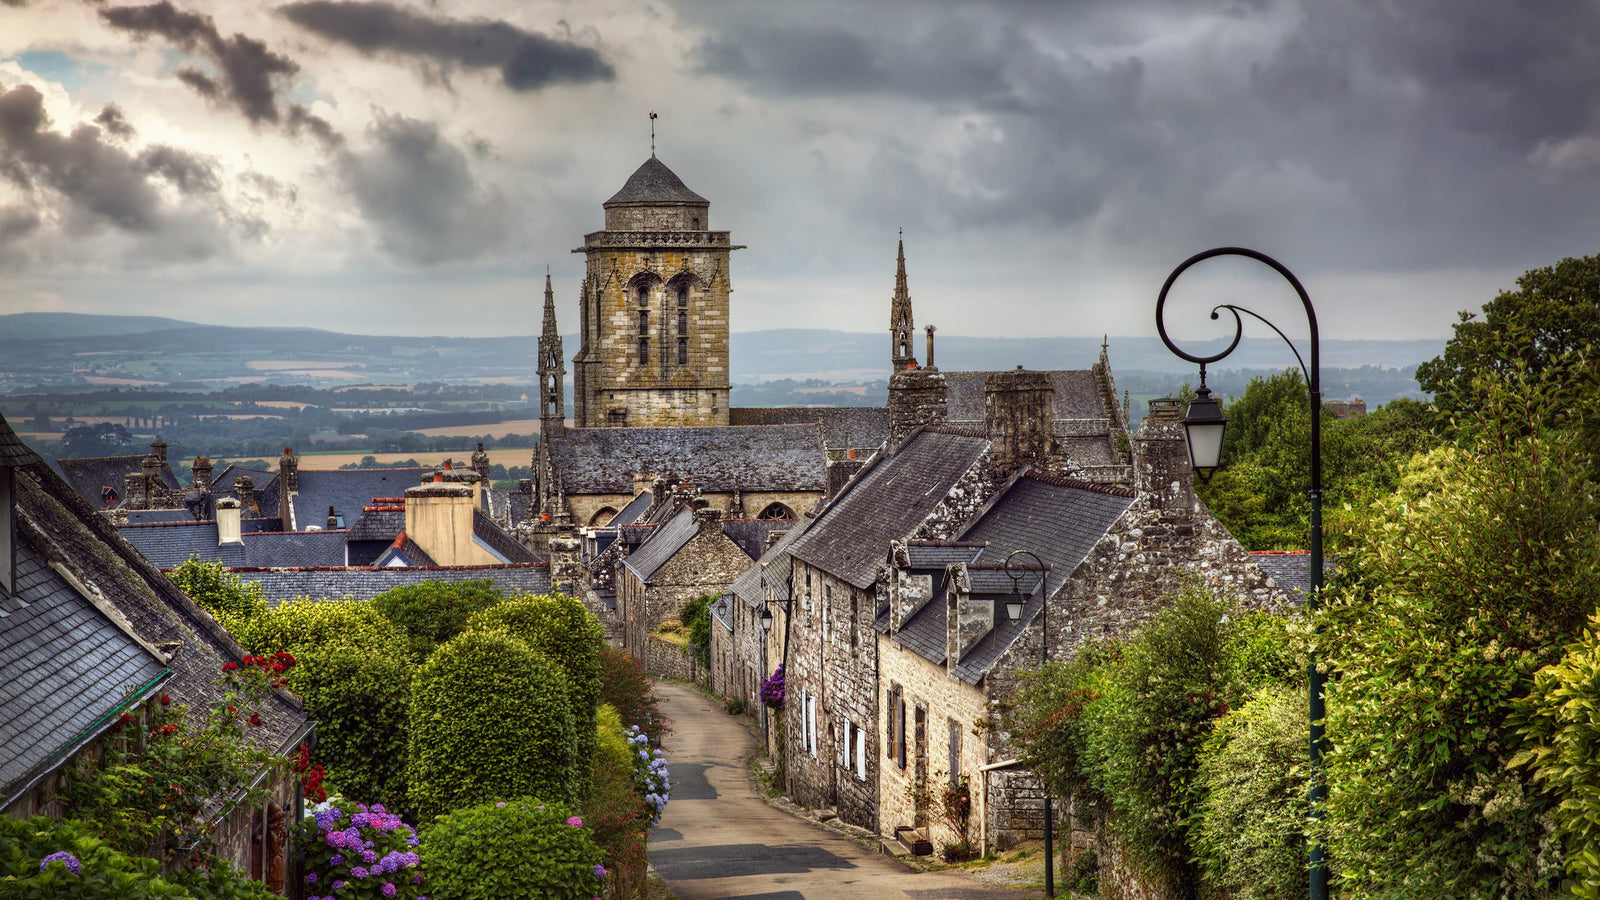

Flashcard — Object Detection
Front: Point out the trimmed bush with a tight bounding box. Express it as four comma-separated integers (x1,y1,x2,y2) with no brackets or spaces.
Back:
370,580,505,659
1191,685,1308,899
294,647,413,815
242,597,408,664
169,558,267,637
467,594,604,798
581,705,649,900
423,800,605,900
599,645,663,746
407,630,576,820
0,815,271,900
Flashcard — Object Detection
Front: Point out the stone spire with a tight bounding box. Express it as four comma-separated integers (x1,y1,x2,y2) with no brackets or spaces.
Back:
538,269,565,438
890,234,917,371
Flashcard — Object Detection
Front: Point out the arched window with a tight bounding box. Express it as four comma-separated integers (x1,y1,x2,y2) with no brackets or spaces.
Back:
637,282,650,306
758,502,795,520
589,506,619,526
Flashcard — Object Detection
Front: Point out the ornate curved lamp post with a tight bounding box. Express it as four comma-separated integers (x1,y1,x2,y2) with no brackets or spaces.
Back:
1154,246,1326,900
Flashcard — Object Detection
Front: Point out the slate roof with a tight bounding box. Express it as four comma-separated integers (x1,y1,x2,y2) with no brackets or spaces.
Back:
473,509,539,563
348,507,404,542
907,542,984,569
612,490,656,526
787,428,992,589
548,424,825,494
731,514,813,608
722,518,793,560
125,509,200,524
211,464,272,493
1,534,168,807
620,508,700,582
245,530,349,568
11,460,310,790
117,521,353,568
1250,551,1334,607
241,563,552,604
884,471,1138,684
377,533,438,568
287,468,432,532
56,453,181,507
483,489,532,527
0,415,42,467
728,406,890,450
604,156,709,206
944,370,1108,422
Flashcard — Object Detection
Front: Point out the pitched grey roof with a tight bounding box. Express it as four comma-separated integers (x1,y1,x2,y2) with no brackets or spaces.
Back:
125,509,200,524
56,453,180,507
604,157,708,206
119,521,248,568
612,490,655,526
962,473,1136,601
472,509,539,563
730,516,812,608
548,424,825,495
0,415,42,467
788,428,992,589
621,508,700,582
211,465,272,492
907,542,984,569
1,535,167,806
483,489,532,527
241,564,552,604
288,468,432,531
13,462,310,779
722,518,793,560
377,534,438,568
347,506,404,542
944,370,1108,422
1250,551,1334,607
245,530,349,568
728,406,890,450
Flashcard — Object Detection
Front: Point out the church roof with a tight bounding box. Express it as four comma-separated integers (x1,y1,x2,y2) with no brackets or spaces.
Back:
547,424,826,495
604,157,708,206
944,370,1108,421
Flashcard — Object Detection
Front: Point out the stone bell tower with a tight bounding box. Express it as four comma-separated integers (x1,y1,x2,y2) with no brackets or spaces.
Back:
571,155,745,428
538,270,565,439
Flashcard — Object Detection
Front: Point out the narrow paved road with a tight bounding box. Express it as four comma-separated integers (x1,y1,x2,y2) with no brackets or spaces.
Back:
650,682,1033,900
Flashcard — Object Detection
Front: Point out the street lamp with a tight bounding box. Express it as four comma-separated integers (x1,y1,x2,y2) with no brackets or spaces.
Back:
759,605,773,633
1154,246,1326,900
1003,548,1053,897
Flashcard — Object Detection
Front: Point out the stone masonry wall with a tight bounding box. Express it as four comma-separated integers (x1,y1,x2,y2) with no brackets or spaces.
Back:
644,633,699,683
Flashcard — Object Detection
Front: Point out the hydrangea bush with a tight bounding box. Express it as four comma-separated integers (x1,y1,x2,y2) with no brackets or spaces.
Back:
422,800,604,900
760,664,785,709
0,815,271,900
627,725,671,825
293,798,424,900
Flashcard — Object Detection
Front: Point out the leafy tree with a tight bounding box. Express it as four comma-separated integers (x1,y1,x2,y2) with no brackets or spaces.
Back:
1417,254,1600,424
597,646,663,747
370,579,506,659
1318,365,1600,897
292,647,413,816
680,593,716,670
58,421,137,458
169,559,267,637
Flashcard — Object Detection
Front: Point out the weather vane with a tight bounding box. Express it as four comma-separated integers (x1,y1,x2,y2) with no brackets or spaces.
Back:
649,111,657,157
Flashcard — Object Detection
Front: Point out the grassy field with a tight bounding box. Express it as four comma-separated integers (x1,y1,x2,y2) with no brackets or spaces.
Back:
403,418,541,438
292,448,536,470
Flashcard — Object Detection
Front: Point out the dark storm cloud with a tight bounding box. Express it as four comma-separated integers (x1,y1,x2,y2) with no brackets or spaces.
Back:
279,1,614,91
334,111,510,264
94,103,135,139
0,81,256,260
676,0,1600,273
98,1,339,144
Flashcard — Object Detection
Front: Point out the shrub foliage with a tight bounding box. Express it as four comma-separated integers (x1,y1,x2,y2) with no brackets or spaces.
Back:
422,800,605,900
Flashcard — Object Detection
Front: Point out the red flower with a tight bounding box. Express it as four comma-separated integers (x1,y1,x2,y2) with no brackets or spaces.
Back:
248,713,263,726
160,694,171,706
223,662,238,672
227,706,236,714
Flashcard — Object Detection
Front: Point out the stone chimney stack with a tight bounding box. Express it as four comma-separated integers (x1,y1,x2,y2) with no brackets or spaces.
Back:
984,367,1057,473
694,505,724,534
140,453,161,507
404,481,494,566
278,447,299,530
191,455,213,494
887,367,948,445
472,443,491,486
235,475,257,515
216,497,242,545
125,471,148,511
1135,398,1195,513
925,325,937,371
150,439,167,464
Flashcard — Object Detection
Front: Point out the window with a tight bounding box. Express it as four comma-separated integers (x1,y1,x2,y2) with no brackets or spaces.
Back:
854,723,867,780
678,338,688,365
677,284,689,307
948,719,963,785
886,687,905,768
637,283,650,306
806,692,818,758
850,591,859,648
639,310,649,335
638,338,649,364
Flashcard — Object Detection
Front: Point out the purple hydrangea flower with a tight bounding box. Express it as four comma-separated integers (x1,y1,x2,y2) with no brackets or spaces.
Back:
381,883,397,898
329,853,344,866
361,849,377,864
566,816,583,827
332,881,345,890
593,863,607,878
306,872,319,884
412,873,424,884
39,851,80,875
351,866,369,879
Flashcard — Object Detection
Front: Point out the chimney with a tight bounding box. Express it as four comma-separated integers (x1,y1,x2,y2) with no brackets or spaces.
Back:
216,497,242,545
191,455,213,494
235,475,257,514
925,324,937,370
278,448,298,530
472,443,491,486
983,367,1056,473
140,453,161,508
887,365,948,444
150,439,167,463
694,506,724,534
633,472,657,498
404,480,493,566
125,471,148,510
1135,398,1195,514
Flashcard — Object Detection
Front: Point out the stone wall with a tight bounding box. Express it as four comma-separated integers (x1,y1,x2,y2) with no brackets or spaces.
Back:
644,633,699,683
623,512,755,668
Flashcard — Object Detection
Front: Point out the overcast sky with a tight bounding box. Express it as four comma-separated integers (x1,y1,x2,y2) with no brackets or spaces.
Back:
1,0,1597,348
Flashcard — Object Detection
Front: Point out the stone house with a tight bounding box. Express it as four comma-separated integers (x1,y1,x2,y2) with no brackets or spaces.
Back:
0,411,311,890
616,505,768,664
715,520,810,722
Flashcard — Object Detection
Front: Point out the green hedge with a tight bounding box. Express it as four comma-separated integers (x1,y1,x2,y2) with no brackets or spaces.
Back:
407,629,576,820
466,594,603,800
371,579,506,659
294,646,413,815
168,559,267,637
0,816,271,900
241,597,409,664
423,799,604,900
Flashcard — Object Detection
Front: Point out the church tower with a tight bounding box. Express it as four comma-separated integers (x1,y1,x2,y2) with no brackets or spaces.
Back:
890,235,917,370
537,270,565,438
571,156,744,428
